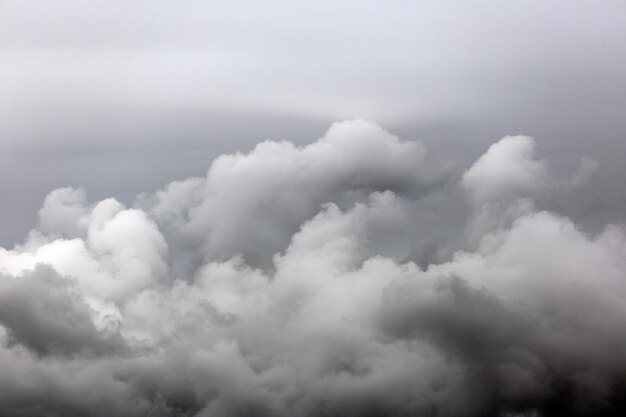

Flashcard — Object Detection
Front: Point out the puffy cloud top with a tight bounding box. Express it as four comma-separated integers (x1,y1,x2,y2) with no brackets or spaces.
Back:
462,135,549,205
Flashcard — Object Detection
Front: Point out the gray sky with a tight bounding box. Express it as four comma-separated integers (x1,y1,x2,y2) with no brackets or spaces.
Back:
2,0,626,244
3,3,626,416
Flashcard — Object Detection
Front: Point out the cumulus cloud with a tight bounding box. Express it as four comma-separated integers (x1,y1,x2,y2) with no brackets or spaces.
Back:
462,135,549,205
1,120,625,416
138,119,444,271
0,265,125,358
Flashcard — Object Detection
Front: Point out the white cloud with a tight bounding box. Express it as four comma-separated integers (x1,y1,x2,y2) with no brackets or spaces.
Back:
462,135,549,205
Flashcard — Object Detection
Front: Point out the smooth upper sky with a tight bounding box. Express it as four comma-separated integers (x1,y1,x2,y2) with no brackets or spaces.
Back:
2,0,626,246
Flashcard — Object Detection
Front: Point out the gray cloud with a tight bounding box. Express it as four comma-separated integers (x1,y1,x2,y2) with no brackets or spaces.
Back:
0,265,126,358
138,119,447,270
1,120,626,416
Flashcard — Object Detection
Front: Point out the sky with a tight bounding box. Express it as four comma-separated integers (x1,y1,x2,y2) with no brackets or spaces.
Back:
3,0,626,246
1,1,626,416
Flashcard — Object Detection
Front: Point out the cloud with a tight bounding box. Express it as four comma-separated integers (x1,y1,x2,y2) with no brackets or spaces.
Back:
139,119,445,270
461,135,549,205
0,265,126,358
0,120,625,416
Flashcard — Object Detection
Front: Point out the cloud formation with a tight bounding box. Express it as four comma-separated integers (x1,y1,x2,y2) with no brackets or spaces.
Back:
1,120,625,417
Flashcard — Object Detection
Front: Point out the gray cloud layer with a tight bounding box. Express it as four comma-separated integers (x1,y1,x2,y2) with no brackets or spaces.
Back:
1,120,626,416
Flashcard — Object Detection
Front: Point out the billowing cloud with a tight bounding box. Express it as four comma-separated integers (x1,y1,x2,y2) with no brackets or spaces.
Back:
461,135,549,205
138,119,443,271
1,120,625,416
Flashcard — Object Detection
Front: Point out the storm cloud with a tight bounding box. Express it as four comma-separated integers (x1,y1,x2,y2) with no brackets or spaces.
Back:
1,120,625,416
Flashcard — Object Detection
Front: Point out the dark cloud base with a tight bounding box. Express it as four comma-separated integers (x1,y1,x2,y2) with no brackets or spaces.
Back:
1,120,626,417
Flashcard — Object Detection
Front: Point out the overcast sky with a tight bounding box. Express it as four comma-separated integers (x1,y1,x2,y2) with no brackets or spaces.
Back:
2,3,626,416
2,0,626,246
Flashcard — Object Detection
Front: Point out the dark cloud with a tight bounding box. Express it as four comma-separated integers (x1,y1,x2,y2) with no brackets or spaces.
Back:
0,265,125,358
